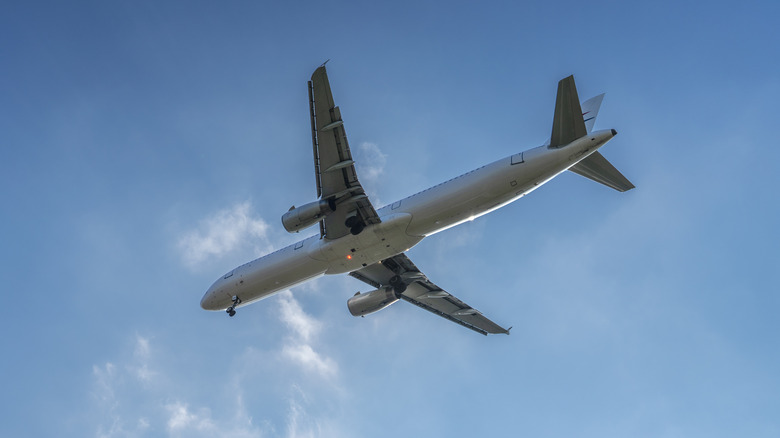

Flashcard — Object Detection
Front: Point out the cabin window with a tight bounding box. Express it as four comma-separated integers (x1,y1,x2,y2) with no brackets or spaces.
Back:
391,201,401,210
511,153,524,165
294,241,304,250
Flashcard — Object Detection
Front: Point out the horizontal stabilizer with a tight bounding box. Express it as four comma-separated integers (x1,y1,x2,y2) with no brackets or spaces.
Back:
550,76,587,148
570,151,635,192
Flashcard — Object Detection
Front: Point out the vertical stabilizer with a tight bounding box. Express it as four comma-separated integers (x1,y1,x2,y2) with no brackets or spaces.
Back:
550,76,587,147
581,93,605,133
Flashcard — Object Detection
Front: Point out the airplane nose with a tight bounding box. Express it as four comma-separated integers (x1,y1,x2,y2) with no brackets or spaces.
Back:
200,282,223,311
200,292,211,310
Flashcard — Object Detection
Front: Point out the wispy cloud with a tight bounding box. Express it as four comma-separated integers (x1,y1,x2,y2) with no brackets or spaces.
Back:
355,142,387,183
87,308,347,438
355,142,387,204
89,336,265,438
131,335,155,383
165,401,212,433
278,291,338,378
278,291,320,343
178,201,271,268
282,344,337,379
285,384,321,438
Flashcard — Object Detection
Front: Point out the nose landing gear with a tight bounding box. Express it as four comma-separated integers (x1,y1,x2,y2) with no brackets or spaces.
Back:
226,296,241,317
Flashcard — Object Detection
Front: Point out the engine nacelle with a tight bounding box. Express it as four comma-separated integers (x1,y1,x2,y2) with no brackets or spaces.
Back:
347,288,399,317
281,199,333,233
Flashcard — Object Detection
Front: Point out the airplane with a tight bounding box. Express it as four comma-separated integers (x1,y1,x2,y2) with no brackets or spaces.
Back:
200,65,634,335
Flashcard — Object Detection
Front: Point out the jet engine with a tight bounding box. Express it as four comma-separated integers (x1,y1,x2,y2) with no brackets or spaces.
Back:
281,199,334,233
347,288,399,317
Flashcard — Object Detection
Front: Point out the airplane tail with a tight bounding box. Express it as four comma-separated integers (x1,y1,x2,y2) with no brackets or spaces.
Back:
549,76,587,148
569,151,635,191
581,93,604,133
550,76,635,192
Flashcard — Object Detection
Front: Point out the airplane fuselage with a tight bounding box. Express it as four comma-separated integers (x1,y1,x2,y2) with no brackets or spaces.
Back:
200,128,617,311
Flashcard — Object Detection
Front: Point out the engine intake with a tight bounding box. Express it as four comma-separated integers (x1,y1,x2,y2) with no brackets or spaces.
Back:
347,288,399,317
281,199,334,233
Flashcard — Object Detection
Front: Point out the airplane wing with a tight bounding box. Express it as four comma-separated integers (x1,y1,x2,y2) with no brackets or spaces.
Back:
350,253,511,336
309,65,380,240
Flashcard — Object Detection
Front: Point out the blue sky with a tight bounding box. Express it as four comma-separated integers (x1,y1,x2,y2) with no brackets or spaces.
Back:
2,1,779,436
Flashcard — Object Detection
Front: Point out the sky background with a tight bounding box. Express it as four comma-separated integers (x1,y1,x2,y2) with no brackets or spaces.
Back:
2,1,779,436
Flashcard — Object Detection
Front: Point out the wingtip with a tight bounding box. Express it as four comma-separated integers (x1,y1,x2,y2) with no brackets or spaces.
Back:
559,75,575,86
312,60,330,78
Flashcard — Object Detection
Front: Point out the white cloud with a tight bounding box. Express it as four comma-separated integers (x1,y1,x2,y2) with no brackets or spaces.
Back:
281,344,337,378
355,142,387,204
355,142,387,183
131,335,154,383
278,291,320,343
91,361,137,438
137,418,150,432
277,291,338,378
92,362,117,407
165,402,216,434
162,400,267,438
89,337,266,438
87,322,347,438
134,336,150,358
178,201,271,268
285,386,320,438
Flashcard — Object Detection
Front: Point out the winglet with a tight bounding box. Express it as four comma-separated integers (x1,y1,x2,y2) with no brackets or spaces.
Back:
550,75,587,148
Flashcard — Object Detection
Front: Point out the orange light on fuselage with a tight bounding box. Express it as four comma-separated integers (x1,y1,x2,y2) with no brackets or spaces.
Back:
346,254,352,260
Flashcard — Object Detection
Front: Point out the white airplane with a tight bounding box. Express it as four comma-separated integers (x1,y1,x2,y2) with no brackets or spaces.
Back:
200,65,634,335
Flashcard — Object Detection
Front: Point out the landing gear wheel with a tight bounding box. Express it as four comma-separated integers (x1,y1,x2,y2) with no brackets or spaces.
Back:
350,223,365,235
226,295,241,318
345,216,359,228
389,276,407,295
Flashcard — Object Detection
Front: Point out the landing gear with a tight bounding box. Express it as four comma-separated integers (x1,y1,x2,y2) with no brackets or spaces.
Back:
345,216,365,235
226,295,241,317
345,216,359,227
389,275,407,295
